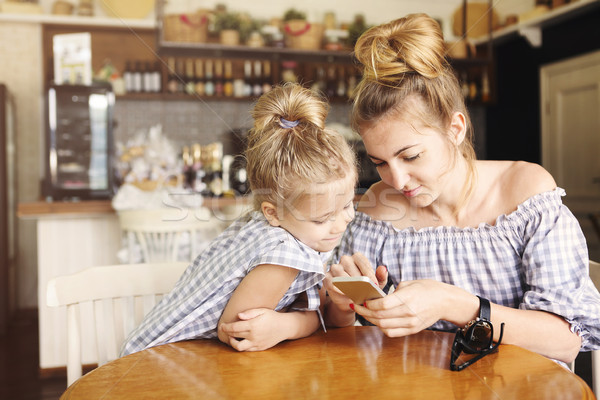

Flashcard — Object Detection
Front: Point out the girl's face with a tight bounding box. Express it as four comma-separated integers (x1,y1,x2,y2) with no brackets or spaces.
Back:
263,174,356,253
360,111,460,209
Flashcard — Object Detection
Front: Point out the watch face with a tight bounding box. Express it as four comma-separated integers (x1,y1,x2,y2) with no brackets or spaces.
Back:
466,320,492,351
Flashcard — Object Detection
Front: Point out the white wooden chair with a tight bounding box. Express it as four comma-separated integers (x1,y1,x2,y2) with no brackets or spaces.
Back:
569,260,600,398
118,207,225,263
46,262,188,386
588,260,600,399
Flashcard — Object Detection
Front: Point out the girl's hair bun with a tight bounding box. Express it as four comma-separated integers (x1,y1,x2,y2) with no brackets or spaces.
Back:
251,82,328,134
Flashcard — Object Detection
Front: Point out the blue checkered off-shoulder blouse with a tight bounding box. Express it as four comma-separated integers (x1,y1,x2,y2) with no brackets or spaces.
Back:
121,211,330,356
335,188,600,351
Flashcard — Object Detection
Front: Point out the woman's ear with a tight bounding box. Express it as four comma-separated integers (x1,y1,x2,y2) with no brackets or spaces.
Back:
261,202,281,226
449,112,467,146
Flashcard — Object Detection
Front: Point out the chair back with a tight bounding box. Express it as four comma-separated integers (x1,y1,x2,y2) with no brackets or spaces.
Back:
118,207,224,263
46,262,188,386
589,260,600,399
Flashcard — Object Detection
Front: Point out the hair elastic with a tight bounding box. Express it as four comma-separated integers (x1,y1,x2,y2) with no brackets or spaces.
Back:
279,118,299,129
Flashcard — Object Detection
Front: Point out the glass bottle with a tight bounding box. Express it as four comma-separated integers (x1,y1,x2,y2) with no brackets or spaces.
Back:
123,61,134,93
224,60,234,97
167,57,179,94
262,60,272,94
194,59,205,96
152,61,162,93
204,60,215,96
185,58,196,95
132,60,143,92
243,60,253,97
214,59,224,96
191,143,206,193
252,60,262,97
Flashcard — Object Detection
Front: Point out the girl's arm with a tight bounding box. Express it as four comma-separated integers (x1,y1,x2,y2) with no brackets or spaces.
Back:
217,264,319,351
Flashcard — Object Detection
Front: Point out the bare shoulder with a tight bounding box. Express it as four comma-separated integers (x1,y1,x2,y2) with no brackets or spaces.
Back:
495,160,557,204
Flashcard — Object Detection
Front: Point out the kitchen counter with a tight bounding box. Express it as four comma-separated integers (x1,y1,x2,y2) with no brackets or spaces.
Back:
17,196,251,218
17,200,114,217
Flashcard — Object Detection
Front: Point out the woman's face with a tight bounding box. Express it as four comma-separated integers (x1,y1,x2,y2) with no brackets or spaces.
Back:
360,112,456,209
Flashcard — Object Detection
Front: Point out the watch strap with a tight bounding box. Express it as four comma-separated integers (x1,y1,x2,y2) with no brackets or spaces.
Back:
476,295,491,321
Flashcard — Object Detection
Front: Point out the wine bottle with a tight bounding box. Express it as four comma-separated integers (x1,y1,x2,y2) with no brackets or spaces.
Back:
204,60,215,96
194,59,205,96
176,58,185,93
243,60,252,97
224,60,234,97
143,61,153,93
252,60,262,97
185,58,196,95
123,61,134,93
192,143,206,193
132,61,143,92
182,145,194,189
152,61,162,93
262,60,272,94
208,142,223,197
214,59,224,96
167,57,179,94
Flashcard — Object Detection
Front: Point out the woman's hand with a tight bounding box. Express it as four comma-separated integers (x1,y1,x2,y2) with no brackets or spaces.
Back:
354,280,467,337
323,253,388,327
219,308,287,351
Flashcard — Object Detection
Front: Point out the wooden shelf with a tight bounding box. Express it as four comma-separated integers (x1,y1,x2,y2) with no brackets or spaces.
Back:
116,92,255,101
0,12,154,28
157,41,355,64
471,0,600,47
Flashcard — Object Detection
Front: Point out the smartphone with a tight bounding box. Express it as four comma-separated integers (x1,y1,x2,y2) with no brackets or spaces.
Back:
331,276,385,304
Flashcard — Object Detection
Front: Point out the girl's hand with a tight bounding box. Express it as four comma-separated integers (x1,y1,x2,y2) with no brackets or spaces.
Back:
353,279,451,337
219,308,286,351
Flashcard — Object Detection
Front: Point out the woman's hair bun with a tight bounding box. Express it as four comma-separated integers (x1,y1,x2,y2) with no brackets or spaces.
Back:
354,13,448,83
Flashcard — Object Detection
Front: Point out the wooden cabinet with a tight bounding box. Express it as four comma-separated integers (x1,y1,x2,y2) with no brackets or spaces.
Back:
42,24,158,93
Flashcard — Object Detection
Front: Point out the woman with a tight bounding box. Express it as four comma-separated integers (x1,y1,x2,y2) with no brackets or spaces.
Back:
324,13,600,364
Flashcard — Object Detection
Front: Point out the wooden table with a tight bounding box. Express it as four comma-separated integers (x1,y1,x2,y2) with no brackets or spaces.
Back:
60,326,594,399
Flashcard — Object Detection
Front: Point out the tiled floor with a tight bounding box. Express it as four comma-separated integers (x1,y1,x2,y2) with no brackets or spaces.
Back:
0,311,594,400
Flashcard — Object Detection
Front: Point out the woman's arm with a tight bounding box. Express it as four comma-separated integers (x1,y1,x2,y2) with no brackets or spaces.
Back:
217,264,318,351
354,278,582,363
329,253,581,363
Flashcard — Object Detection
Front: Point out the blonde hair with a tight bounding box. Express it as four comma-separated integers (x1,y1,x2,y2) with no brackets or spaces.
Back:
246,83,357,211
351,13,476,211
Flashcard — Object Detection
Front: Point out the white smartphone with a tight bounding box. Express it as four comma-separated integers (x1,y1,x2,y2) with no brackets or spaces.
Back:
331,276,385,304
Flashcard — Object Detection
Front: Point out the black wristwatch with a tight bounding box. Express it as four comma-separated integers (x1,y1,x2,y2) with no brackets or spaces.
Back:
461,296,493,353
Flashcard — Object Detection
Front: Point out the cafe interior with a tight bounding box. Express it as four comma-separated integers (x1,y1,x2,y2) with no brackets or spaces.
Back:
0,0,599,398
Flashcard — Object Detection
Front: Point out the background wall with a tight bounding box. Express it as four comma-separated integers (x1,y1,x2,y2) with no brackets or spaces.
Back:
31,0,537,40
0,0,533,310
0,22,42,311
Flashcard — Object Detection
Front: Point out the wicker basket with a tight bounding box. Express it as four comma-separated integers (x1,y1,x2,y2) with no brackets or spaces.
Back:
163,12,209,43
284,20,324,50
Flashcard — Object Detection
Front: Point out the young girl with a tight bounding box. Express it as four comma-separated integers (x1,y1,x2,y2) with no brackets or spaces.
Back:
121,83,357,355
